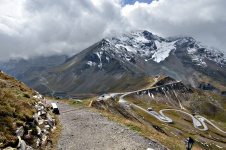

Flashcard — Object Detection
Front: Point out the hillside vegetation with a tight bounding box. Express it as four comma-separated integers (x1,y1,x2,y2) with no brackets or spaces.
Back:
90,76,226,150
0,71,38,148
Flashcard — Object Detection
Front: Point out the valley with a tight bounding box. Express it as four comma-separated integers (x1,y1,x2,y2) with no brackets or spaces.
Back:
91,76,226,149
1,72,225,149
1,0,226,149
1,31,225,98
0,30,226,150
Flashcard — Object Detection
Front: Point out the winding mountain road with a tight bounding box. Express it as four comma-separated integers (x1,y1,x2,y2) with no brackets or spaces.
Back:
195,115,226,134
117,82,226,134
39,75,56,97
159,109,207,131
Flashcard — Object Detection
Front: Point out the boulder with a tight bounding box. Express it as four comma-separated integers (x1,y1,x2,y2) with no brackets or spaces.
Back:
16,126,24,137
36,126,42,136
36,138,40,148
26,145,34,150
41,135,48,146
17,137,26,150
24,130,32,140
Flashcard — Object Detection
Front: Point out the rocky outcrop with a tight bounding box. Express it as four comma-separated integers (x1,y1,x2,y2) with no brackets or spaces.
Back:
199,83,219,92
3,94,57,150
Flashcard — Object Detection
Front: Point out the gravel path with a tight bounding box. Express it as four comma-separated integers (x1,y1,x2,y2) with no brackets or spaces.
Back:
47,100,168,150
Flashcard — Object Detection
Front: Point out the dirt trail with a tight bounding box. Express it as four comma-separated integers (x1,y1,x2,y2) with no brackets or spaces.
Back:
47,100,167,150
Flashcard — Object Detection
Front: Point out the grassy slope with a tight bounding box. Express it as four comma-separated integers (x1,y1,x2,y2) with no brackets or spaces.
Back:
58,79,192,150
64,96,190,150
122,78,226,149
48,76,226,149
193,72,226,91
0,72,37,148
88,76,226,149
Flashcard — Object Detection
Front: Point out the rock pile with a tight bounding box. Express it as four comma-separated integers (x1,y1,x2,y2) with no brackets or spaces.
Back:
3,94,57,150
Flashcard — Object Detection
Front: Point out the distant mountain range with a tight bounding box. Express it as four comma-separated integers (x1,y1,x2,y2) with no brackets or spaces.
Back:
0,30,226,97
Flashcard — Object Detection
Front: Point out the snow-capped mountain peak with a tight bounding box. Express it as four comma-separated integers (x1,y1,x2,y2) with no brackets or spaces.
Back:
85,30,225,72
2,30,225,97
175,37,226,67
102,30,177,63
97,30,226,67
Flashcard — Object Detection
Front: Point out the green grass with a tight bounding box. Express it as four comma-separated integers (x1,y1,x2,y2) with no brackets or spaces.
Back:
120,81,226,149
56,96,97,108
193,72,226,91
57,92,186,150
53,75,226,150
48,115,62,150
126,123,142,132
105,75,157,93
94,106,188,150
0,72,37,148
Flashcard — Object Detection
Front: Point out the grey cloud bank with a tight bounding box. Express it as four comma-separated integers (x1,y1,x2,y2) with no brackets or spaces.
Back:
0,0,225,60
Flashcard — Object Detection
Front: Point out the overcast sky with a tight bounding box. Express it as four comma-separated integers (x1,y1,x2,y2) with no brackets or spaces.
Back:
0,0,226,61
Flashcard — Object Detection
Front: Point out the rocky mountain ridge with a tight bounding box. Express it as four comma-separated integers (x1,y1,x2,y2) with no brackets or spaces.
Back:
86,30,225,68
0,30,226,96
40,30,225,96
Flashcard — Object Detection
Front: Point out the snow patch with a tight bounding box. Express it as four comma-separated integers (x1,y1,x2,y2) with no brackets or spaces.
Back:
190,55,207,67
151,93,155,99
187,47,197,54
125,56,131,61
95,51,103,69
102,30,225,68
106,57,110,62
134,36,149,43
151,41,176,63
186,41,226,67
87,61,96,66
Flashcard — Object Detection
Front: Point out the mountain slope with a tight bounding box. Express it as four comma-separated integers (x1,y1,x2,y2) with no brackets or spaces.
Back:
0,71,37,148
0,55,68,89
91,76,226,149
35,30,226,96
0,30,225,96
0,71,60,149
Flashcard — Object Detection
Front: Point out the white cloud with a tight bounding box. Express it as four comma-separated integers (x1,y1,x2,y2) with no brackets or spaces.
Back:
122,0,226,51
0,0,225,60
0,0,125,60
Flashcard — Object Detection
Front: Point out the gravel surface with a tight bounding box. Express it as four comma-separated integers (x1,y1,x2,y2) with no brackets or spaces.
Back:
47,100,168,150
